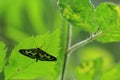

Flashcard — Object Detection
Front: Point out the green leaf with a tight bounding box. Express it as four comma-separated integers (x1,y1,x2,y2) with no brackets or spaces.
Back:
58,0,120,43
100,63,120,80
79,46,114,70
58,0,97,32
5,30,61,80
95,3,120,42
0,41,7,72
75,58,103,80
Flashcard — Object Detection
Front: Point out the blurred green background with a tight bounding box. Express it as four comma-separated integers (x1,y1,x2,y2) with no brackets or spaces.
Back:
0,0,120,80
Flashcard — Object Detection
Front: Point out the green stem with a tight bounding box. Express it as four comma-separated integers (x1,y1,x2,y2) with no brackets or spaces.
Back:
67,31,103,54
61,24,72,80
61,24,103,80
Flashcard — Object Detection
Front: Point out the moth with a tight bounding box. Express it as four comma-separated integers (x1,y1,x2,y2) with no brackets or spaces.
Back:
19,48,57,62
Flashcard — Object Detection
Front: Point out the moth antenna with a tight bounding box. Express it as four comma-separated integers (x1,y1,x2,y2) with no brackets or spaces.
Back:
40,41,46,49
33,38,38,48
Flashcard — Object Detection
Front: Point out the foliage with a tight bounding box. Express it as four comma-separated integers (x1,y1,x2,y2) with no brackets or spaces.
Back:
58,0,120,43
0,0,120,80
5,30,61,80
75,58,120,80
75,58,103,80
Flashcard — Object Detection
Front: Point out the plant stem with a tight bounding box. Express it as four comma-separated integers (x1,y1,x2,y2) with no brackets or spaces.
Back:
61,24,103,80
61,24,72,80
67,31,103,54
67,24,72,48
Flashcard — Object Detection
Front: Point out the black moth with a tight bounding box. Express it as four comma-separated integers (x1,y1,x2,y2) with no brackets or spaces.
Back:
19,48,57,62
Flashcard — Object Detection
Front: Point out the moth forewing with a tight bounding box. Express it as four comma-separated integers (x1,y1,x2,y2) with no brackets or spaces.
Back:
38,48,57,61
19,49,36,59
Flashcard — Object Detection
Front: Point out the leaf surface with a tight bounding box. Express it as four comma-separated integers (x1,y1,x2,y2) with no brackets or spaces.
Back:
58,0,120,43
5,30,61,80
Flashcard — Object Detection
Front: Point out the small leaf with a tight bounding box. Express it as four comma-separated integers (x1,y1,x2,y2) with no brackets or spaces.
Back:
75,58,103,80
0,41,7,72
79,46,114,69
95,3,120,42
58,0,97,32
5,30,61,80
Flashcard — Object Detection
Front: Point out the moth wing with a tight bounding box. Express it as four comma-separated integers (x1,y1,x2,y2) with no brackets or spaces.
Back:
38,48,57,61
19,49,37,59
